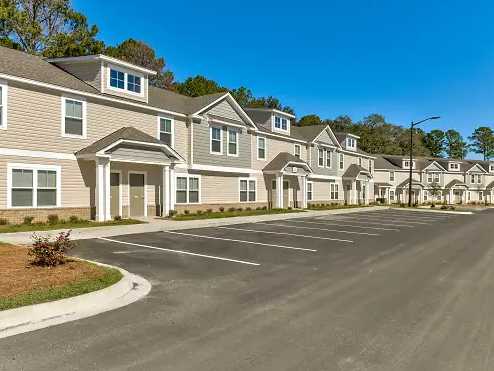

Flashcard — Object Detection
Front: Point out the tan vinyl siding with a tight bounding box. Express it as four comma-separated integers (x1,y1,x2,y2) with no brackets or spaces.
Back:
200,174,241,204
251,136,306,170
101,62,149,103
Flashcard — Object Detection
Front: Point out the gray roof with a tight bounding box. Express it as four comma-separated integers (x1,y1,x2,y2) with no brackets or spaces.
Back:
290,125,329,142
445,179,468,189
486,181,494,190
263,152,310,172
396,179,425,189
374,182,393,187
342,164,370,178
76,127,164,156
374,154,489,172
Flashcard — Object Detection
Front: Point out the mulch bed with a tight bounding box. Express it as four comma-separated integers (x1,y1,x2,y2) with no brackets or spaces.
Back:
0,244,108,299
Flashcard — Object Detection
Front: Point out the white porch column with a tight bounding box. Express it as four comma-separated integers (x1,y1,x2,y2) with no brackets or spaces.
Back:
365,181,370,205
301,175,308,209
95,157,110,222
169,166,176,212
162,165,170,216
449,189,453,204
276,173,283,208
350,181,357,205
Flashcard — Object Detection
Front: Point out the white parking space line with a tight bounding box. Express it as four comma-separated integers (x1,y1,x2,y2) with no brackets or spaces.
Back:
366,211,452,220
316,217,414,228
337,216,429,225
163,230,317,252
285,220,401,231
99,237,260,266
258,222,380,236
217,226,354,243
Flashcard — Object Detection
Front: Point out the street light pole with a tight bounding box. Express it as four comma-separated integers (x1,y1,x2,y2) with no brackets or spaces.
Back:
408,116,441,207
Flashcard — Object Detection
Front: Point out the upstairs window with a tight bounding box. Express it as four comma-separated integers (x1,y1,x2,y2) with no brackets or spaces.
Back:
62,98,86,137
274,116,281,129
0,83,6,129
318,148,324,167
358,157,362,166
159,117,173,146
210,126,223,154
110,69,125,89
368,160,372,173
339,153,344,169
294,144,301,159
273,115,289,132
281,117,288,130
471,174,482,184
389,171,395,181
326,150,331,168
490,164,494,172
228,129,238,156
347,137,356,149
449,162,460,171
403,160,415,169
434,173,440,183
127,74,141,93
257,137,266,160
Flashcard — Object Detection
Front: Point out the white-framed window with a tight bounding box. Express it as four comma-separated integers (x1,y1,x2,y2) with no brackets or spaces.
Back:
239,178,256,202
468,191,471,201
7,164,61,208
390,190,395,201
490,164,494,172
307,181,313,201
0,82,7,129
403,160,415,169
347,137,356,149
273,115,289,132
158,116,173,146
257,136,266,160
434,173,440,183
479,191,484,201
358,157,362,166
175,175,200,204
227,129,239,156
107,65,144,96
330,183,339,200
449,162,460,171
427,173,433,183
326,150,331,168
423,190,428,201
210,126,223,154
294,144,301,159
470,174,482,184
61,97,86,138
318,148,324,167
339,153,344,170
389,171,395,181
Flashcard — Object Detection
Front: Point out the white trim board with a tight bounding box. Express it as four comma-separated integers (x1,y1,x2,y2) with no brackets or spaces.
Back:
0,147,76,160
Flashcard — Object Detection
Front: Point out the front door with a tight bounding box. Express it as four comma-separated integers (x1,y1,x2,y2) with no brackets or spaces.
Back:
129,173,145,217
454,190,462,204
110,172,120,218
283,180,290,208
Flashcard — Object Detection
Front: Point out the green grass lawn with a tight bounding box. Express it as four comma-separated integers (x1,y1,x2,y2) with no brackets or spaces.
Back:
308,204,376,211
172,208,304,221
0,265,122,311
0,219,144,234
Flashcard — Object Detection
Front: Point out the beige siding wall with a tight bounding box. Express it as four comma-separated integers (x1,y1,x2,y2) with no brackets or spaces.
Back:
101,62,149,103
251,135,307,171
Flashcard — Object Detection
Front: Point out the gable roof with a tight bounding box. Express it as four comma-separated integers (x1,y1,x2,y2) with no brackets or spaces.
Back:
342,164,370,179
263,152,312,172
396,179,425,188
422,160,447,172
445,179,468,188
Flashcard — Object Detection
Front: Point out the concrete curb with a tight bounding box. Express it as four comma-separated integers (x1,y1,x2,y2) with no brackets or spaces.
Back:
391,207,473,215
0,261,151,339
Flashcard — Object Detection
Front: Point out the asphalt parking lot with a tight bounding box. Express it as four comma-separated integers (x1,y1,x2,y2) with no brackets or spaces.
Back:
2,208,494,371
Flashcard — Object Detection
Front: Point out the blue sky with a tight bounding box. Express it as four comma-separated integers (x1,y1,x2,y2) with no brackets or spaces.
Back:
74,0,494,157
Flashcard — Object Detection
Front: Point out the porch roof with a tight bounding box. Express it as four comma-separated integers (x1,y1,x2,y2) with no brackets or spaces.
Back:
486,181,494,190
374,182,393,188
396,179,425,189
263,152,312,173
342,164,371,179
75,127,185,163
445,179,468,189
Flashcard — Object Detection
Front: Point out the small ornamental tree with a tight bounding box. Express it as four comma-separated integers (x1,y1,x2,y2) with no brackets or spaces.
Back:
429,183,442,206
29,231,73,266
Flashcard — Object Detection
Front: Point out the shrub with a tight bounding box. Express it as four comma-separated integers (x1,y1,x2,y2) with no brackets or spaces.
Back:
47,214,59,225
440,205,448,210
23,216,34,225
256,207,261,210
29,231,74,267
206,209,213,213
228,207,236,212
183,210,190,215
69,215,80,223
113,215,122,221
237,207,243,212
430,204,435,208
219,207,225,212
288,206,292,210
196,210,203,215
0,218,8,225
262,206,267,210
169,210,177,217
246,207,252,211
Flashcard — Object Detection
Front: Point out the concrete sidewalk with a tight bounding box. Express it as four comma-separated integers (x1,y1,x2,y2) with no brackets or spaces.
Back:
0,206,386,245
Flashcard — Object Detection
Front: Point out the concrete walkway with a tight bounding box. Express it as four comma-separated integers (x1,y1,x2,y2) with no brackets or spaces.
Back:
0,206,386,245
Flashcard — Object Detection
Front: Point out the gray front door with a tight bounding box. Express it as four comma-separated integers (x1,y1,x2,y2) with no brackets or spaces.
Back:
110,172,120,218
129,173,145,217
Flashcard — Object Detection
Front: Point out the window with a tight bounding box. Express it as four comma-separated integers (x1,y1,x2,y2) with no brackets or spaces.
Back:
239,179,256,202
294,144,301,159
0,83,6,129
339,153,344,169
470,174,475,183
390,190,395,201
326,150,331,168
9,165,60,208
110,69,125,89
227,129,238,156
470,174,481,184
477,174,482,184
274,116,281,129
427,173,433,183
307,182,313,201
346,137,356,149
423,190,428,201
158,117,173,146
479,191,484,201
434,173,440,183
175,176,200,204
468,191,471,201
358,157,362,166
490,164,494,172
281,118,288,130
62,98,85,137
273,115,289,131
210,126,223,154
330,183,339,200
318,148,324,167
257,137,266,160
449,163,460,171
390,171,395,181
127,74,141,93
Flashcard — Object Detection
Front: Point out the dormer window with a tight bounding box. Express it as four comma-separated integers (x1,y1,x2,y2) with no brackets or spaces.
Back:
449,162,460,171
347,138,356,149
273,115,289,133
127,74,141,93
490,163,494,172
108,66,144,96
403,160,415,169
110,69,125,89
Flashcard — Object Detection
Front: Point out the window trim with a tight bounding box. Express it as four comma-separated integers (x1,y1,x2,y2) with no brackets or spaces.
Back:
325,149,332,168
257,136,267,160
318,147,324,167
307,181,313,201
175,174,201,204
330,183,339,200
7,163,61,209
239,178,257,203
61,96,87,139
0,81,7,130
156,115,174,147
389,171,395,182
294,144,301,159
449,162,461,171
227,128,239,157
339,153,344,170
272,114,290,133
106,64,145,97
209,126,224,155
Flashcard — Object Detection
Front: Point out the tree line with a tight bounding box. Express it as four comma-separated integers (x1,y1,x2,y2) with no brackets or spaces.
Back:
1,1,492,159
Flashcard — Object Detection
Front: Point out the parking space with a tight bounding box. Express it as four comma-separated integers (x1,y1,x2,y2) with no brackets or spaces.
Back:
82,208,469,272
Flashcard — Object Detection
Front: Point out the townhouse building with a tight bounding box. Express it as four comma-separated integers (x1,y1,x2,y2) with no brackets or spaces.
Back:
0,47,377,223
374,155,494,204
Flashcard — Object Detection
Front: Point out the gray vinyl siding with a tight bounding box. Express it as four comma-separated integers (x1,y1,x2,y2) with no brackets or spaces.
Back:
192,122,251,168
108,145,171,164
207,100,243,122
310,145,339,176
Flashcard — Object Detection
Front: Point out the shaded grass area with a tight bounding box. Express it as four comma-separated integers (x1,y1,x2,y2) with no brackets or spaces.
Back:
0,245,122,311
0,219,144,234
172,208,304,221
308,204,376,211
